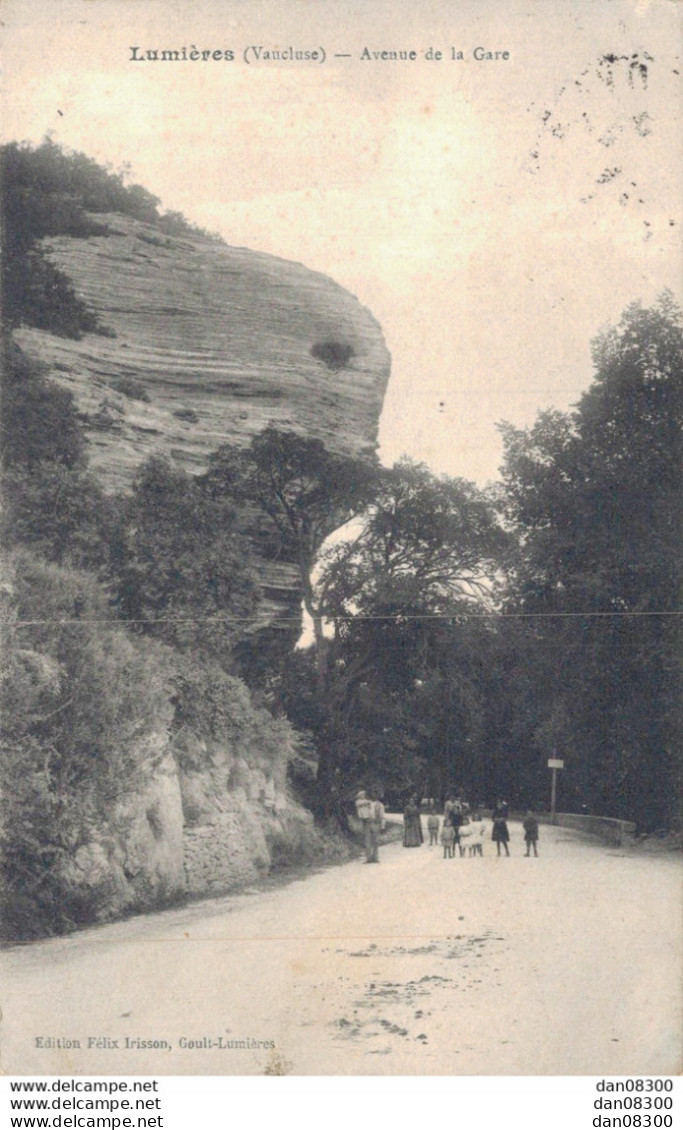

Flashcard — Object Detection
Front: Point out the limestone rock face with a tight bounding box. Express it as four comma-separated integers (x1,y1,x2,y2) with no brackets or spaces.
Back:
15,215,391,492
4,218,384,931
56,746,186,923
53,737,338,919
15,215,389,631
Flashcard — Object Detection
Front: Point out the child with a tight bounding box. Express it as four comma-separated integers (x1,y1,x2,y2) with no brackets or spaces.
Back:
523,810,539,857
457,817,472,857
440,821,456,859
491,801,510,857
427,810,440,846
468,812,486,856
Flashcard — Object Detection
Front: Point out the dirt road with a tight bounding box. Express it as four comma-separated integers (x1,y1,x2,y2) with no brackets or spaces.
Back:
2,822,680,1075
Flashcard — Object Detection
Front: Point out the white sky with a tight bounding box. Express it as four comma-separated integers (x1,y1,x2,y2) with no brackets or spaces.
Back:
2,0,681,484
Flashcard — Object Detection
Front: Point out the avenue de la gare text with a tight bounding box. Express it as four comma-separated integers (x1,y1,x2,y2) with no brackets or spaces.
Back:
127,45,510,63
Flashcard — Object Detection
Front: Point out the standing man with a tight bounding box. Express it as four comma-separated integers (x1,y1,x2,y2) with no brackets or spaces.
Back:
355,789,386,863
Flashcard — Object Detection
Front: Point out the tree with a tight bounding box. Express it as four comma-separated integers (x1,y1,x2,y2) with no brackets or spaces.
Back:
323,458,507,617
109,455,260,663
205,429,380,685
308,459,507,807
498,295,682,828
1,139,205,339
203,429,381,817
0,340,112,569
0,141,107,337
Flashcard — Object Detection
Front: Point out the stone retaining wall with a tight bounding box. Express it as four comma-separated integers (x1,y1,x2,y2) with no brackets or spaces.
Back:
536,812,637,845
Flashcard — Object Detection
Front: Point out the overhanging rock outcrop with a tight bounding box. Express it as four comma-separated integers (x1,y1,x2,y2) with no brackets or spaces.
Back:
15,215,390,487
15,214,391,629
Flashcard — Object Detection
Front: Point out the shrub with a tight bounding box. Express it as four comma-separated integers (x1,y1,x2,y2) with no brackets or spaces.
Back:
1,341,85,470
311,340,355,370
0,553,174,940
115,377,151,402
109,455,260,661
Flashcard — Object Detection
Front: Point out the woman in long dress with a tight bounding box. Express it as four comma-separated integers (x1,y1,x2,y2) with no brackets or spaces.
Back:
403,796,424,847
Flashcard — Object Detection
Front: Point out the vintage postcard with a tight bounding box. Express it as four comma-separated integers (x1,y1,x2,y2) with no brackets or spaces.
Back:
0,0,680,1080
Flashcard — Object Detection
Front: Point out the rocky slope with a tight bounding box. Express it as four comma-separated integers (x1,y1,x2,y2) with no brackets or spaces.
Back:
55,723,342,926
15,214,390,630
15,215,390,490
4,218,387,934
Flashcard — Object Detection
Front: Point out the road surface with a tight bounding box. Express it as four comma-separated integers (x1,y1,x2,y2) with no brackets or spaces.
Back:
1,822,680,1075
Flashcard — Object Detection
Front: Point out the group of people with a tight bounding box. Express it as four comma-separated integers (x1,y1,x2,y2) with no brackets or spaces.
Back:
486,802,540,857
354,790,540,862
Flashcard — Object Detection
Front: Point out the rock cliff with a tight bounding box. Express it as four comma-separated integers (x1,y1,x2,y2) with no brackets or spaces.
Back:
14,215,390,491
1,553,351,938
54,723,344,926
4,215,386,935
14,214,389,631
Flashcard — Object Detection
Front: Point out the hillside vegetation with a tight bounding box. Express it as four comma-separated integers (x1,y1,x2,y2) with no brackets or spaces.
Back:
1,143,680,941
0,144,352,942
1,139,215,338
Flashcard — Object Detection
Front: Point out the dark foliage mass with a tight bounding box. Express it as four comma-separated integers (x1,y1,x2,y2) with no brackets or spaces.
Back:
109,455,260,664
1,141,113,337
252,300,681,831
0,341,113,569
0,139,215,339
1,339,86,470
495,295,682,829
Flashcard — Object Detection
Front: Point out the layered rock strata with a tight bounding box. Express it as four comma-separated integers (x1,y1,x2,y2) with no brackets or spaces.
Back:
15,215,390,489
15,213,390,630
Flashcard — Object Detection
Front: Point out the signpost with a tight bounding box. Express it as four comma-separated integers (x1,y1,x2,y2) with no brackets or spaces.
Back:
547,758,565,824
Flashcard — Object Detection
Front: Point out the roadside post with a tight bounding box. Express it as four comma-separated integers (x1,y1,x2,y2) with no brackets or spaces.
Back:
547,758,564,824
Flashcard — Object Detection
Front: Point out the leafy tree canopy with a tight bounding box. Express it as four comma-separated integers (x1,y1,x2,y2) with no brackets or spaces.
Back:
496,295,682,828
109,454,260,662
499,293,682,613
205,427,380,565
321,457,508,621
1,139,214,337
